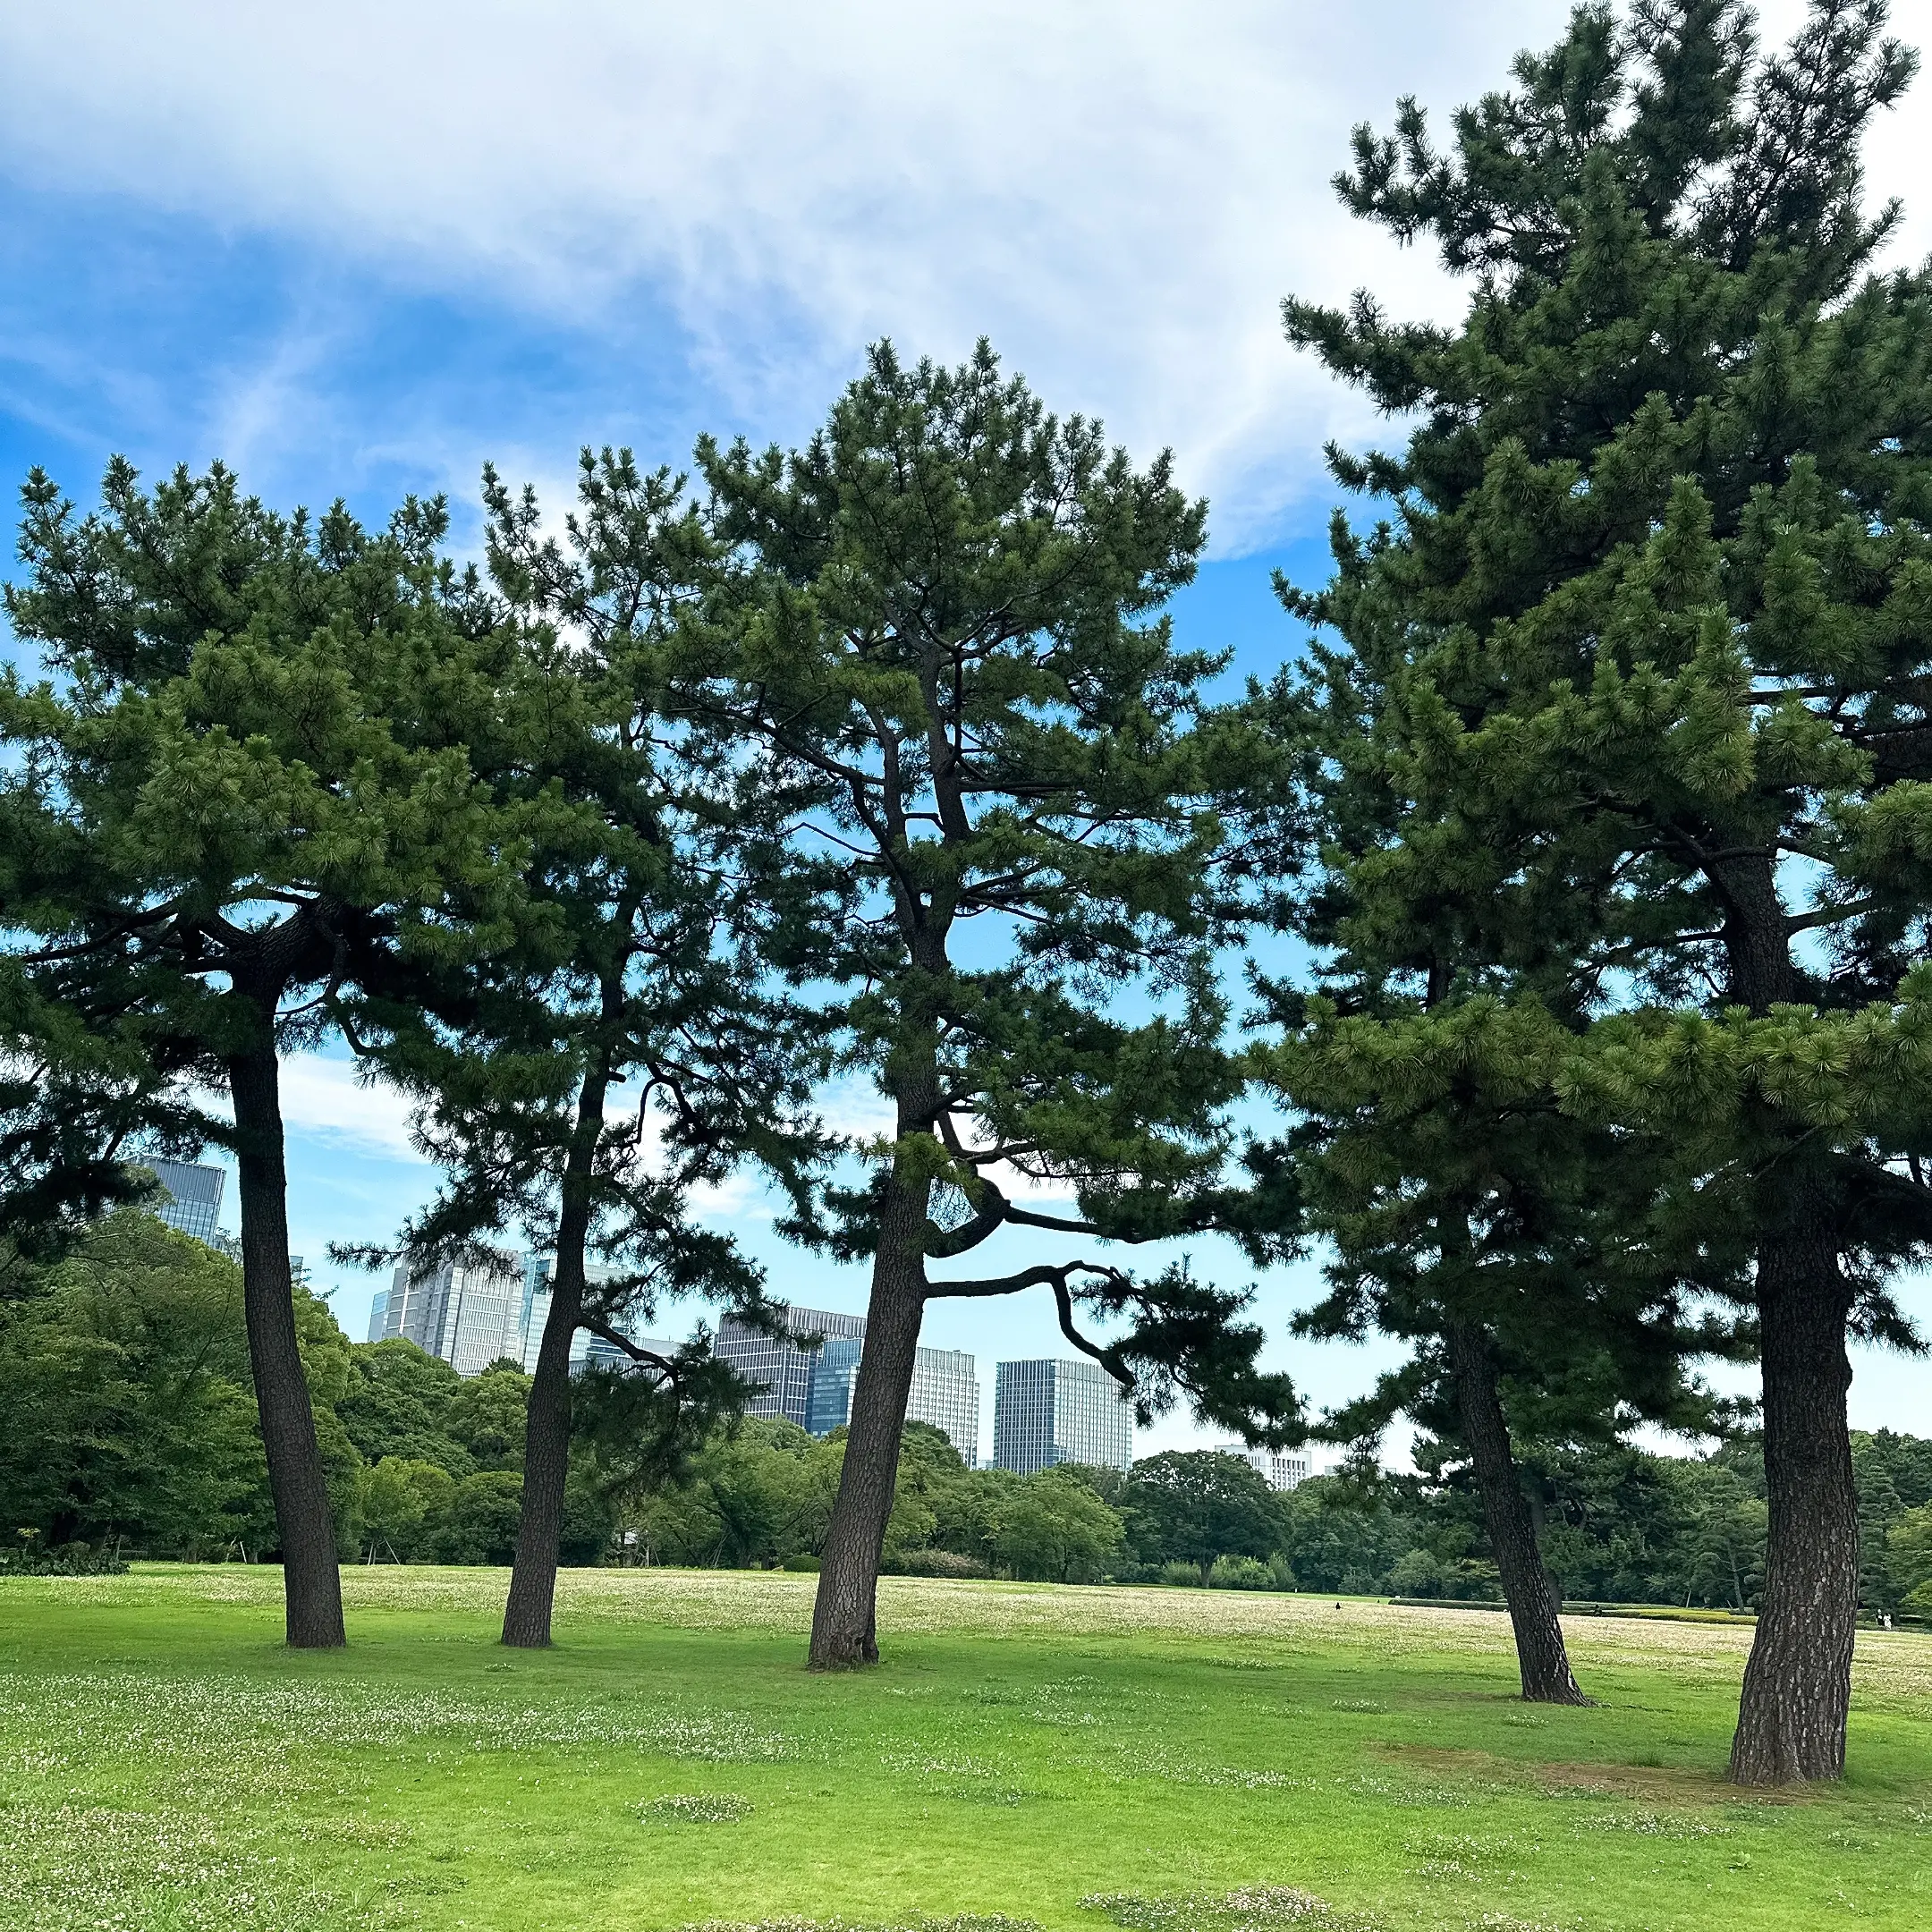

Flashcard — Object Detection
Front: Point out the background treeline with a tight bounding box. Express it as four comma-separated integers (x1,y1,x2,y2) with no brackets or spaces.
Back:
13,1206,1932,1617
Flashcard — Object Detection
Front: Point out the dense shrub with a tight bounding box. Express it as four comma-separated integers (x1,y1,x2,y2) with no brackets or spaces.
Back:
1208,1555,1275,1590
888,1548,990,1580
1,1532,129,1576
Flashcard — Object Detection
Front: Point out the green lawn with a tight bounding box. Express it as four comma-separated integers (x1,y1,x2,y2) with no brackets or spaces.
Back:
3,1566,1929,1930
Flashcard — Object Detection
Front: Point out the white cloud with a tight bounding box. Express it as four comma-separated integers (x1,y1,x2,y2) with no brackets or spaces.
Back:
273,1055,427,1162
19,4,1919,550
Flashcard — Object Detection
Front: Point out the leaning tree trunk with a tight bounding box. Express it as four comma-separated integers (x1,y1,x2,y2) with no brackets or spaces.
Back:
809,1161,930,1670
502,1070,607,1649
1728,1209,1858,1784
1445,1320,1588,1706
228,1040,345,1648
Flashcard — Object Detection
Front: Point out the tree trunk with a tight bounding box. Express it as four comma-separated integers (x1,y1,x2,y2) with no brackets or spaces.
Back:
502,1070,607,1649
809,1163,929,1670
1445,1320,1588,1705
228,1041,345,1648
1728,1215,1858,1784
1717,860,1860,1784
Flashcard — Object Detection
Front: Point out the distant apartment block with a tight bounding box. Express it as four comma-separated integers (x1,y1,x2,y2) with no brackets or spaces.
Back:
1214,1443,1313,1491
381,1256,526,1377
993,1357,1133,1474
148,1158,225,1245
718,1303,980,1464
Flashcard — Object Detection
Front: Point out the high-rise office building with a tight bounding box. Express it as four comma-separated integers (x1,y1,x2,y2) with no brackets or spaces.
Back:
803,1335,866,1435
518,1255,671,1376
803,1334,979,1465
907,1345,979,1465
366,1288,390,1344
1214,1443,1312,1491
716,1302,867,1428
716,1303,980,1463
993,1357,1132,1474
148,1158,225,1245
382,1256,527,1376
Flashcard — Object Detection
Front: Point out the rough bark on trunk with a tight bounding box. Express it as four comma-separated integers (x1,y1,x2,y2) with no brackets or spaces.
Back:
1728,1214,1858,1784
502,1072,607,1649
1445,1320,1588,1706
228,1041,345,1649
1717,857,1860,1784
808,1165,930,1670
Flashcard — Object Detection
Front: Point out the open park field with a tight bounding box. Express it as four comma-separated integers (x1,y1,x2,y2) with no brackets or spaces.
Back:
3,1569,1930,1930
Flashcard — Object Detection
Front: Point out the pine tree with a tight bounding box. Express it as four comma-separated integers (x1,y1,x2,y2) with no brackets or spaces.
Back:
672,342,1299,1667
355,451,826,1648
1273,0,1928,1778
0,462,516,1646
1259,995,1750,1702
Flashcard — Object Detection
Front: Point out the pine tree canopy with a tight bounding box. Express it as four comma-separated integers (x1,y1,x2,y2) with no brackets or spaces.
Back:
663,340,1296,1436
0,462,522,1196
1274,0,1932,1318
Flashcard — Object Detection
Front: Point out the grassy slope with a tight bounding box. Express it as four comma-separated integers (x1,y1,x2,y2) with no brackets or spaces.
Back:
2,1565,1929,1931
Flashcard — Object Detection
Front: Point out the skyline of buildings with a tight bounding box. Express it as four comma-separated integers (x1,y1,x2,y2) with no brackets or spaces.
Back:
136,1172,1158,1470
715,1303,981,1465
992,1356,1134,1474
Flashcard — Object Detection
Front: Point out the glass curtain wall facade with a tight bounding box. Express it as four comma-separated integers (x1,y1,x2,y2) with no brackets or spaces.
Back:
716,1304,868,1428
517,1257,671,1375
149,1159,225,1244
993,1358,1132,1473
383,1257,527,1376
720,1305,981,1464
802,1337,979,1465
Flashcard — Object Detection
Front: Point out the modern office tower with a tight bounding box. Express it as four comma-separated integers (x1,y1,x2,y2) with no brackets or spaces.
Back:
907,1345,979,1466
716,1302,868,1428
804,1335,866,1435
148,1158,225,1245
993,1357,1133,1474
382,1256,527,1376
521,1256,614,1373
802,1333,979,1465
1213,1443,1312,1492
366,1288,390,1344
518,1254,670,1375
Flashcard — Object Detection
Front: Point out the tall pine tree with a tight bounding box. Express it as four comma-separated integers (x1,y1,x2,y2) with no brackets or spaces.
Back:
357,452,825,1648
0,462,515,1646
1274,0,1928,1780
673,343,1299,1668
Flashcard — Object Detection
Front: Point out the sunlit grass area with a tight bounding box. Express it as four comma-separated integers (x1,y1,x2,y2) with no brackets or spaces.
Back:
4,1565,1930,1930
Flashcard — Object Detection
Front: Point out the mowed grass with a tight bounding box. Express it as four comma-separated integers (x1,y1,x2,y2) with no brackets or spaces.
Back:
3,1567,1931,1931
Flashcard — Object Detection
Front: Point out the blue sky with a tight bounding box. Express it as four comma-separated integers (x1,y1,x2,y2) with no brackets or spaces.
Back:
5,1,1931,1462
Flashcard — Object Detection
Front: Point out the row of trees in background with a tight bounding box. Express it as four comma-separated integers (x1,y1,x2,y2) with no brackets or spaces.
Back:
4,0,1928,1786
13,1210,1932,1616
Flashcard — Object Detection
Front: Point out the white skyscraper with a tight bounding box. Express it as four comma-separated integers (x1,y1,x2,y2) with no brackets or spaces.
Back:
382,1256,526,1376
993,1358,1132,1474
